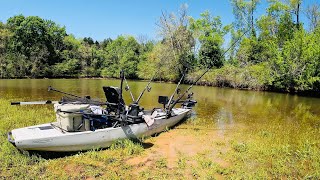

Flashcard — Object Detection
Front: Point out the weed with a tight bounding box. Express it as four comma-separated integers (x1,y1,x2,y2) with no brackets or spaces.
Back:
232,142,248,153
110,139,144,156
177,156,187,169
155,158,167,169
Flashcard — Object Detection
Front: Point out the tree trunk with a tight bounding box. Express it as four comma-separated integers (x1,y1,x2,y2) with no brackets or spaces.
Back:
252,3,254,32
251,0,255,36
296,2,300,29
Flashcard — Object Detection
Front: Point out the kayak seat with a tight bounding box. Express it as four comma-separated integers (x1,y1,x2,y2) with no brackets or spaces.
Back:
158,96,168,109
103,86,125,114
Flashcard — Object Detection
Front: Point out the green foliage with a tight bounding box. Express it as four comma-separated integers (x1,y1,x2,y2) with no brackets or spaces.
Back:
137,43,180,81
272,28,320,91
103,36,141,78
277,12,295,47
230,0,260,36
189,11,230,68
2,15,66,77
0,1,320,93
199,40,223,68
53,58,80,77
210,0,320,92
188,63,273,90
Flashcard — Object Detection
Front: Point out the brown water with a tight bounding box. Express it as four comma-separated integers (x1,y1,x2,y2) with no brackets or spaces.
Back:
1,78,320,128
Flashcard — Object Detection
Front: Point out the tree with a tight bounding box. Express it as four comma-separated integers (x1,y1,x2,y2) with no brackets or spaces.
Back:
6,15,66,77
305,3,320,31
257,1,295,47
189,11,230,68
229,0,260,63
53,35,81,77
288,0,302,29
83,37,94,45
100,38,112,49
138,42,180,81
102,36,141,78
44,19,66,64
277,12,296,47
157,4,195,76
231,0,260,36
272,28,320,91
0,22,13,77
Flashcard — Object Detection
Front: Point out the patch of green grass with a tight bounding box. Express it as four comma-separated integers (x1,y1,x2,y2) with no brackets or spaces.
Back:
155,157,167,169
110,139,144,156
196,155,215,169
177,153,187,169
232,142,248,153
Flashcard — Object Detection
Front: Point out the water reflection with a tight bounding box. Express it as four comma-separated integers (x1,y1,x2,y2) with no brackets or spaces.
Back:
215,107,234,136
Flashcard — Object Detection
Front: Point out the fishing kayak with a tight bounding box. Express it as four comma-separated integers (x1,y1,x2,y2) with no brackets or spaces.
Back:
8,108,191,152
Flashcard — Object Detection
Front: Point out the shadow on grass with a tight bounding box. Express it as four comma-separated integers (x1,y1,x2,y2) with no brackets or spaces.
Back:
27,150,79,159
26,140,154,160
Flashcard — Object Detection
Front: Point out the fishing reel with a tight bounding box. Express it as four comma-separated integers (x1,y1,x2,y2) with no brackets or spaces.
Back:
48,86,53,91
177,88,181,94
187,92,194,99
181,92,196,109
125,85,130,91
147,86,152,92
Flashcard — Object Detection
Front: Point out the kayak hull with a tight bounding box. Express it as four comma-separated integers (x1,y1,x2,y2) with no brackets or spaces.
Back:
9,108,191,152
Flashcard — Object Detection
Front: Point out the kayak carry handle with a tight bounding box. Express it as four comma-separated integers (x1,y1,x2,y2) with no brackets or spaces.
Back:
7,131,15,145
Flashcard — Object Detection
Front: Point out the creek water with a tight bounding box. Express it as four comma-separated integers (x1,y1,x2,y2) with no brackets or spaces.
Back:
1,78,320,131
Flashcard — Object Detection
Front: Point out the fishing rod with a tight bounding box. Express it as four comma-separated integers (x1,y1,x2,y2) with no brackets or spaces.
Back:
135,72,157,104
168,28,251,112
48,86,108,105
166,69,186,111
118,70,125,116
11,87,85,106
48,86,83,99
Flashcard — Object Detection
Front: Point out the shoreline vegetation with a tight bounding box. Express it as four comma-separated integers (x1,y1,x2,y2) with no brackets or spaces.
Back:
2,76,320,98
0,1,319,94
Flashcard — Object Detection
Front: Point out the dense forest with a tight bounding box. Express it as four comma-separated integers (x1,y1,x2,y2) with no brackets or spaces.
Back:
0,0,319,92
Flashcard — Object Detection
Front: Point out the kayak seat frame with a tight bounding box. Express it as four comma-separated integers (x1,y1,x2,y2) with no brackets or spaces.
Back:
158,96,169,109
103,86,125,114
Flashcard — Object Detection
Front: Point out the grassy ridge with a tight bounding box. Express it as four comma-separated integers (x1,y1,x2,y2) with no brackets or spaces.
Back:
0,98,320,179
